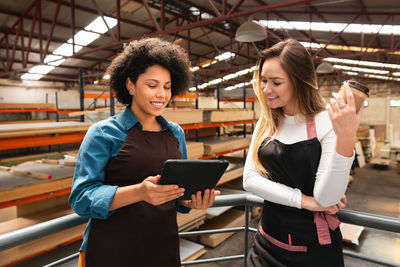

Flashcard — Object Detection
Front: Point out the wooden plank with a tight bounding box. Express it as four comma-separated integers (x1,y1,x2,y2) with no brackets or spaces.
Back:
0,176,72,203
10,169,52,180
177,209,207,231
340,223,364,245
163,109,203,125
41,159,60,165
0,103,56,109
186,141,204,159
203,109,254,122
180,238,206,262
201,136,251,155
0,122,91,138
191,209,245,247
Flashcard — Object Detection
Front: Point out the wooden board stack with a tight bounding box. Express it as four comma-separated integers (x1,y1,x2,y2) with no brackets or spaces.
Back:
0,103,56,109
203,109,254,122
163,109,203,125
217,157,245,186
186,141,204,159
177,209,207,232
189,209,245,247
0,121,91,138
201,136,251,156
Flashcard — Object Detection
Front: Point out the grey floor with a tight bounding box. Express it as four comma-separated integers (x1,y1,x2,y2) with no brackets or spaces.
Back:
13,163,400,267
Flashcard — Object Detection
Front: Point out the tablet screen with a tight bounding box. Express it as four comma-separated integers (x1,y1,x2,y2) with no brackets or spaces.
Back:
160,159,229,200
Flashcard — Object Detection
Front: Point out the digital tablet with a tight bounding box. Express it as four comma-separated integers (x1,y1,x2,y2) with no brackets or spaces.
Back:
159,159,229,200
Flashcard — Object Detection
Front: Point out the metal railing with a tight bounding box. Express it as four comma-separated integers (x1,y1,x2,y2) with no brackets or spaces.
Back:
1,194,400,267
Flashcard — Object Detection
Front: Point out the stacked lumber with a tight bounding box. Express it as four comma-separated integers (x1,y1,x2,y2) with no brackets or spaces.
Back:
217,157,245,185
185,128,217,139
186,141,204,159
0,162,75,204
203,109,254,122
0,121,91,138
163,108,203,125
180,238,206,263
177,209,207,231
201,136,251,156
0,103,56,110
189,209,245,247
171,100,195,108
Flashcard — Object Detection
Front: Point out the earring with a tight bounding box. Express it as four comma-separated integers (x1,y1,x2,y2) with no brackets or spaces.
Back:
128,90,133,95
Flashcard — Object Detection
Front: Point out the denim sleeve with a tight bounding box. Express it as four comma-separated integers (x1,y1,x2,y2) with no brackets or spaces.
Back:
176,126,191,214
69,124,118,219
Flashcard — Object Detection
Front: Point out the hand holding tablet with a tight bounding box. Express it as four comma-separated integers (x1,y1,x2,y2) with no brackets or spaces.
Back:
159,159,229,200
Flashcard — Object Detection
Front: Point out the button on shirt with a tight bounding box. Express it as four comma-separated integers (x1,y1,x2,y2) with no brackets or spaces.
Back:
69,107,190,251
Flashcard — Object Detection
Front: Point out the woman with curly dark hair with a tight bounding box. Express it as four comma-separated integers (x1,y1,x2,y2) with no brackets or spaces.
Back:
69,37,219,267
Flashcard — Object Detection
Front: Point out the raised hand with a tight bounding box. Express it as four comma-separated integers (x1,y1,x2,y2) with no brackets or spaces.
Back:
180,189,221,210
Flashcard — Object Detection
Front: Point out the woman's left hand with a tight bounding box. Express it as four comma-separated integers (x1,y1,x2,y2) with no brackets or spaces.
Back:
180,189,221,210
326,82,363,157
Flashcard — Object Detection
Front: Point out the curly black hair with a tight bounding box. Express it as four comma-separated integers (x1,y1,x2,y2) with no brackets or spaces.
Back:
106,37,192,105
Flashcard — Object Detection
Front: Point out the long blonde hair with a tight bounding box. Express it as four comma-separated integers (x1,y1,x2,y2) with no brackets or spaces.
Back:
252,39,326,175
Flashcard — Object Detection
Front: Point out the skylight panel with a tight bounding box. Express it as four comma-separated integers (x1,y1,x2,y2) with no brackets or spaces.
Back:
259,20,400,35
344,71,358,76
223,73,239,80
44,55,65,66
68,30,100,46
215,52,235,61
85,16,117,34
29,65,55,74
325,58,400,69
53,43,83,56
334,64,389,74
21,73,43,80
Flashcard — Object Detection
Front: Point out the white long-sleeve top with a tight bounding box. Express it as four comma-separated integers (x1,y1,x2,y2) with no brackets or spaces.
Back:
243,111,354,209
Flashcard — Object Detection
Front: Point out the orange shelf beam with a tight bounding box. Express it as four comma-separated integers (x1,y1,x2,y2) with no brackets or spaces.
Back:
0,133,86,150
199,146,248,160
0,188,71,209
219,97,258,102
174,92,198,99
84,92,111,99
181,120,257,130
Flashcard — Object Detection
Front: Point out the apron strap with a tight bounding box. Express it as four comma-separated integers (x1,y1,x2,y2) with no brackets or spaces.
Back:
313,212,341,245
306,116,317,140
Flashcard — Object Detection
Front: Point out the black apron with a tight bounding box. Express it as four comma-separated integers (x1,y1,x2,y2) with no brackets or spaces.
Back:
85,126,182,267
248,116,344,267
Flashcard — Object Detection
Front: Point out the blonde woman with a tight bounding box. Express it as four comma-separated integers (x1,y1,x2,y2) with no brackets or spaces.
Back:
243,39,363,266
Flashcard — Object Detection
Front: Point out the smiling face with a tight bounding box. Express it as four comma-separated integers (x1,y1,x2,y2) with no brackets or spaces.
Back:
260,57,297,116
127,64,172,120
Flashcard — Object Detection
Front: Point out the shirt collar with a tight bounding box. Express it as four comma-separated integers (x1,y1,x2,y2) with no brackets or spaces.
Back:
120,106,169,132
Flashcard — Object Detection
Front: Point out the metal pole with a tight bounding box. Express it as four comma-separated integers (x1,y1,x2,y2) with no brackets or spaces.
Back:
195,73,199,142
243,82,246,137
116,0,120,41
71,0,75,54
244,204,249,267
110,88,115,116
217,84,220,137
55,92,59,122
78,68,84,122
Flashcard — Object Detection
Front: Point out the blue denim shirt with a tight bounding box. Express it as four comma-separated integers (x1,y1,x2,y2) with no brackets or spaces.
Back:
69,107,190,251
